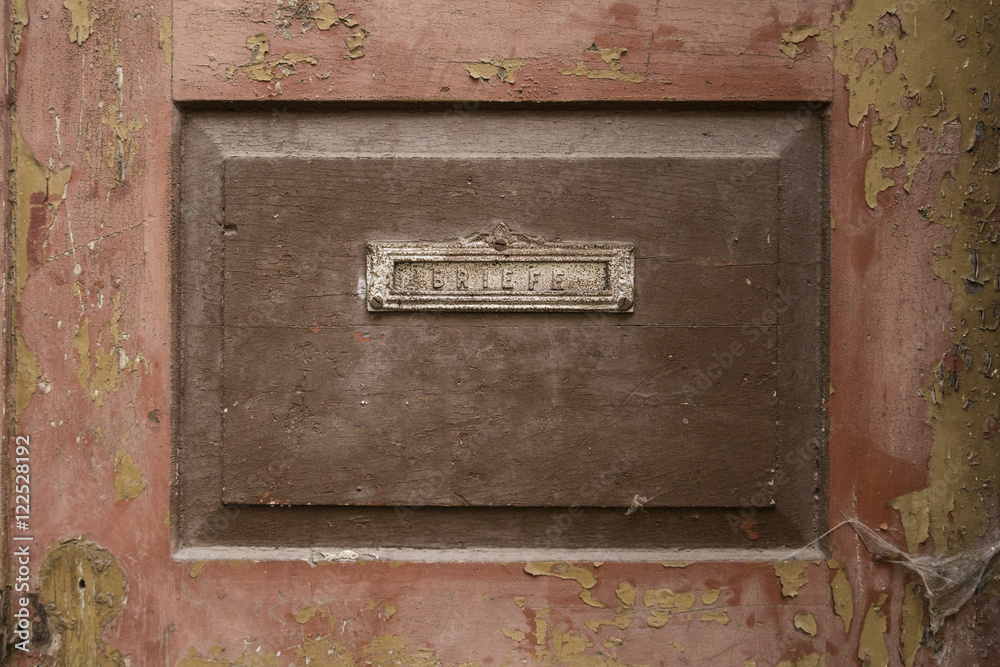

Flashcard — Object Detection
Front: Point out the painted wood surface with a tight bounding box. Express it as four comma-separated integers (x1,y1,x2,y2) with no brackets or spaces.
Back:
6,0,999,665
173,0,835,103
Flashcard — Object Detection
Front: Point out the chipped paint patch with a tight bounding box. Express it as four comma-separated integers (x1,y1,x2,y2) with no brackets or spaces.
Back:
777,654,826,667
313,0,339,30
113,450,147,500
824,0,999,564
11,0,28,53
900,582,923,667
158,16,172,66
579,589,604,608
14,331,42,421
501,629,526,641
225,34,318,83
700,611,730,625
615,581,636,606
584,615,632,633
889,492,930,553
858,594,890,667
360,635,439,665
274,0,367,58
73,318,91,388
642,588,696,627
559,45,644,83
36,537,127,665
463,58,527,84
773,561,811,597
523,562,597,588
189,561,207,578
11,114,72,301
73,293,145,407
100,99,143,187
659,561,692,568
780,26,822,58
64,0,98,45
793,612,818,636
344,26,367,59
828,559,854,634
701,589,720,605
294,604,323,623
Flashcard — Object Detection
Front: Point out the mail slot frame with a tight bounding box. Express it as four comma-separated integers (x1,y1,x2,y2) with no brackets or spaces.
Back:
174,105,829,558
367,224,635,312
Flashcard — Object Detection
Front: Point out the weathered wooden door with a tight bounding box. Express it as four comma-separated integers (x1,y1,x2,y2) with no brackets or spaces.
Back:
6,0,998,665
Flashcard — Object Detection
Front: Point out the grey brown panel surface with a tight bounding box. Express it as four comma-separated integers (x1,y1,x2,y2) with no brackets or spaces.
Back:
176,109,827,552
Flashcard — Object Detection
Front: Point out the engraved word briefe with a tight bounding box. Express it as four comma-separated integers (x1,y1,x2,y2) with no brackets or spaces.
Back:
366,223,635,312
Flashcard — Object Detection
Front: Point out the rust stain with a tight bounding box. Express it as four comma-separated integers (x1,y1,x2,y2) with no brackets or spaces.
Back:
523,561,597,589
225,34,318,83
559,45,644,83
773,561,811,597
113,450,147,500
793,611,818,636
158,16,172,66
463,58,527,84
64,0,99,45
36,537,127,665
828,559,854,634
858,594,890,667
739,516,760,540
900,582,923,667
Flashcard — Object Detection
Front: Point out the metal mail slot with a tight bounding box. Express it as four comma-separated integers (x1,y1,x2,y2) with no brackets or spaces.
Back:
367,222,635,312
